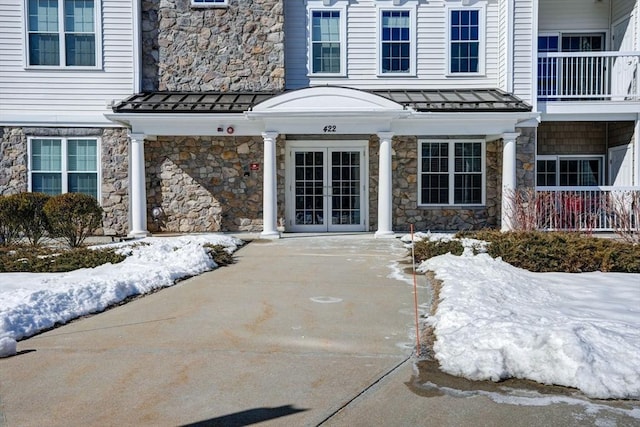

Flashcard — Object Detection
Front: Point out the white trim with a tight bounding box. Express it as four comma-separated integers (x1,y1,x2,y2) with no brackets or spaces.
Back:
417,139,486,207
306,0,348,77
445,2,486,77
190,0,229,8
375,3,418,77
23,0,103,70
27,136,102,203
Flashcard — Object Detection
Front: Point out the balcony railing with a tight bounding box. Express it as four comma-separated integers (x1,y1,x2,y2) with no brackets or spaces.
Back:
538,51,640,101
526,187,640,232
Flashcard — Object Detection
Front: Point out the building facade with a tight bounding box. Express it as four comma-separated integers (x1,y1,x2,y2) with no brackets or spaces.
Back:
1,0,638,237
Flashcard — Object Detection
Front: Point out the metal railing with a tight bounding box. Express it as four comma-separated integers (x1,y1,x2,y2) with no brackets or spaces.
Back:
532,187,640,232
537,51,640,100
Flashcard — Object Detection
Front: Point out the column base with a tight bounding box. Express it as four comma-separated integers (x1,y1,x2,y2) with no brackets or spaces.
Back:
259,230,281,239
128,230,151,238
374,230,396,239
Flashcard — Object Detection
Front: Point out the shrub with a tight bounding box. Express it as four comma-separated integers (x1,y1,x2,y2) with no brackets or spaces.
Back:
0,246,126,273
412,239,464,261
12,192,51,246
0,195,21,246
204,244,235,266
460,230,640,273
44,193,103,248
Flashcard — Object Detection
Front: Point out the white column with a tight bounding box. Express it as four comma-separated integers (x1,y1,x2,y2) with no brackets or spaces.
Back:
375,132,395,238
128,133,149,237
501,132,520,232
260,131,280,239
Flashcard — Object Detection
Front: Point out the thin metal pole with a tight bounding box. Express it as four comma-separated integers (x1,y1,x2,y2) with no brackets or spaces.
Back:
410,224,421,357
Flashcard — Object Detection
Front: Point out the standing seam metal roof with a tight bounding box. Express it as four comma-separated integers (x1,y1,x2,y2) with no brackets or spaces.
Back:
111,88,531,114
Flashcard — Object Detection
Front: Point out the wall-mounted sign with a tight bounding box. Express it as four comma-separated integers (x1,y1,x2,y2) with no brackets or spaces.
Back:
250,163,260,171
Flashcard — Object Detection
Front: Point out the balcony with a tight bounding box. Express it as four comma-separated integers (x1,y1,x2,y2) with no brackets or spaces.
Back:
522,187,640,232
537,51,640,101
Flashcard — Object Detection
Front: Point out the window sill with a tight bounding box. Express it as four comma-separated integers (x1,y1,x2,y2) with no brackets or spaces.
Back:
445,72,486,78
25,65,103,72
418,204,486,209
308,73,348,78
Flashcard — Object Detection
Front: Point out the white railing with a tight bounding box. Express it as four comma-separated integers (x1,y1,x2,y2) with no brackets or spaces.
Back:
532,187,640,232
538,51,640,100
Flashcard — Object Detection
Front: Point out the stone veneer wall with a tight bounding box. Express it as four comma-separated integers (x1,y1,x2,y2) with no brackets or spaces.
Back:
145,136,285,233
538,122,606,155
141,0,284,92
0,127,129,236
380,130,535,232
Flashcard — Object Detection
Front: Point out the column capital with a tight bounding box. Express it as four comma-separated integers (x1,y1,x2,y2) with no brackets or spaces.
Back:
128,132,146,142
262,131,279,141
377,131,394,141
501,132,521,142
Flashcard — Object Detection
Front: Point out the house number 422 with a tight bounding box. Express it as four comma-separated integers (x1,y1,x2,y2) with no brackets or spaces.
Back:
323,125,336,133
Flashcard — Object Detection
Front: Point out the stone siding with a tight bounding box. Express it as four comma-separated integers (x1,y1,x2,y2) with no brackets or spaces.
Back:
0,127,129,236
145,135,285,233
142,0,285,92
538,122,606,155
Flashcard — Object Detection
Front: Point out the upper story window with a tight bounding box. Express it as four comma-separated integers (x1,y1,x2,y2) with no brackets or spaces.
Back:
448,7,484,75
379,10,414,75
26,0,100,67
311,11,342,74
29,137,100,200
191,0,228,8
536,156,603,187
419,140,485,206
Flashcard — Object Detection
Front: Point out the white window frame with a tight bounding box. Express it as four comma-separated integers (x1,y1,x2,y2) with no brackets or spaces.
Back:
445,3,486,76
536,155,605,187
306,1,348,77
376,3,417,76
27,136,102,202
191,0,229,8
24,0,103,69
418,139,486,207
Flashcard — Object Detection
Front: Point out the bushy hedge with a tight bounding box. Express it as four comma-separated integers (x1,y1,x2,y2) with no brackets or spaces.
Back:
412,239,464,261
0,246,126,273
44,193,103,248
413,230,640,273
0,192,103,248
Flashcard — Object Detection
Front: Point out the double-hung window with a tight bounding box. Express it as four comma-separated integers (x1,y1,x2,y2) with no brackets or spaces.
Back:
419,141,484,206
449,8,483,74
27,0,99,67
378,8,415,75
536,156,603,187
29,138,100,200
310,10,343,74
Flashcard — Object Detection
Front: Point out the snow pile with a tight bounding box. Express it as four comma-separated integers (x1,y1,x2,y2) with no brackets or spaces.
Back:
0,336,17,358
418,235,640,399
0,234,242,342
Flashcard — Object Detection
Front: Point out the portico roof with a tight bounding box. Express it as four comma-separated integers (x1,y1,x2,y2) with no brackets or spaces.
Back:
111,88,531,114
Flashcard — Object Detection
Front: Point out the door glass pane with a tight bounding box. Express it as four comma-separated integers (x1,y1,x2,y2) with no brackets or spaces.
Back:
294,151,324,225
331,151,360,225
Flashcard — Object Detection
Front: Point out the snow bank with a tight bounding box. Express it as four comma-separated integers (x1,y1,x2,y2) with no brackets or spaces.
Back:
0,234,242,341
420,250,640,399
0,336,17,358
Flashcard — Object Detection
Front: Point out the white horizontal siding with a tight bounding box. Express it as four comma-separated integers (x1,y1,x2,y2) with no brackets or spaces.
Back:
285,0,504,91
512,0,534,105
0,0,135,126
539,0,611,33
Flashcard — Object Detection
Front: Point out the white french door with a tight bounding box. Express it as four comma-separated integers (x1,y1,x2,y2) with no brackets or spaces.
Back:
286,143,367,232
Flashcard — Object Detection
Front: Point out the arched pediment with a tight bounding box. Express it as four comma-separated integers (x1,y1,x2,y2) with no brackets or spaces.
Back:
252,87,404,113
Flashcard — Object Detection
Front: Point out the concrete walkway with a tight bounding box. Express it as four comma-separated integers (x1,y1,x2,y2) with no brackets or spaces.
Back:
1,234,638,426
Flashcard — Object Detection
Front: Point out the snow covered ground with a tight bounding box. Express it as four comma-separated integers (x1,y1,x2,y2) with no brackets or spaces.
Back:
406,232,640,400
0,234,242,357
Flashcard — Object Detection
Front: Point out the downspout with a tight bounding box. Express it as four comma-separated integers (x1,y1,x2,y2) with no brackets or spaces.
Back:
132,0,142,93
531,0,539,111
506,0,514,93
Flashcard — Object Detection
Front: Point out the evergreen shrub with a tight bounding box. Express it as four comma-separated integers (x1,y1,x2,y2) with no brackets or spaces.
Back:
12,192,50,246
44,193,103,248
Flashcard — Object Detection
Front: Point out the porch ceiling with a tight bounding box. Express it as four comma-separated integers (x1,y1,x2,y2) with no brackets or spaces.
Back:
111,88,532,114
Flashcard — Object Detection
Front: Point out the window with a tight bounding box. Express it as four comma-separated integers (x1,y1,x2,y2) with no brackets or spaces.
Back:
419,141,484,206
379,9,415,75
449,9,481,73
191,0,228,7
310,11,342,74
27,0,99,67
29,138,99,200
536,156,603,187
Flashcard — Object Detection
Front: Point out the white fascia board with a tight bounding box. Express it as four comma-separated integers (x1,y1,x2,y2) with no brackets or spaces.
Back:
539,101,640,120
105,113,265,136
2,112,120,128
394,112,539,135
